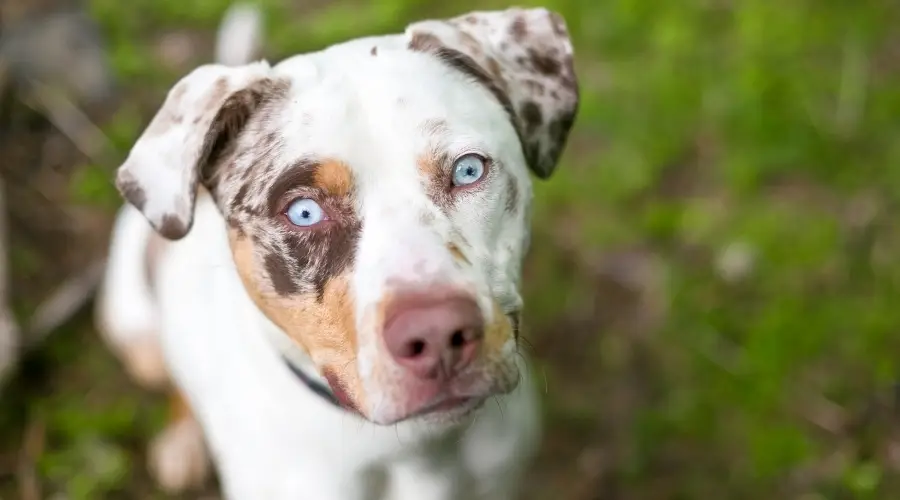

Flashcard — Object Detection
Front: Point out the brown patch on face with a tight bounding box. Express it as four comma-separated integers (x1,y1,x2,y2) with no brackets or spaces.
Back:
416,150,453,212
241,158,361,299
447,242,470,265
264,251,299,295
230,231,366,411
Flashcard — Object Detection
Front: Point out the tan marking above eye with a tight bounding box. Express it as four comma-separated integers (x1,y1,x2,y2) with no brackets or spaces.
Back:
312,160,354,198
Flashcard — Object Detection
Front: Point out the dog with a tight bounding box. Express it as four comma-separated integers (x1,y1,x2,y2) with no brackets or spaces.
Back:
96,4,578,498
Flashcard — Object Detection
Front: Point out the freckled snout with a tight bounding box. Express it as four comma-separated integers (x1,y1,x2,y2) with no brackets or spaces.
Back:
383,292,484,380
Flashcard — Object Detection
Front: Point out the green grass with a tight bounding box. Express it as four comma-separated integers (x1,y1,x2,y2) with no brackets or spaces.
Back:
4,0,900,498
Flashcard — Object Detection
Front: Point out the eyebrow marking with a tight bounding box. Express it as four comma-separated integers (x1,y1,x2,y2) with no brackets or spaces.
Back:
266,159,320,214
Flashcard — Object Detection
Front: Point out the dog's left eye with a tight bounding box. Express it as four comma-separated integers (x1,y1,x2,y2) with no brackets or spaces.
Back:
285,198,326,227
451,154,486,187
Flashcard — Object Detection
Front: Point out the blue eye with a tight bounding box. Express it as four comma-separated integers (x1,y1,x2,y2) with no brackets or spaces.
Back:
451,154,486,187
285,198,325,227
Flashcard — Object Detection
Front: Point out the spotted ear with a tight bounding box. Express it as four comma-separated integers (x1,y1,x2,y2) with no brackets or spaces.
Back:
115,62,282,240
406,8,579,179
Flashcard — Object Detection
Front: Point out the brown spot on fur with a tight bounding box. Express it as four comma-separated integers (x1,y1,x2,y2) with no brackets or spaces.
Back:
230,183,249,214
521,101,543,134
447,242,470,265
416,151,453,212
116,170,147,211
157,214,188,240
528,47,562,75
230,232,366,410
264,251,299,295
483,301,516,354
509,17,528,41
370,46,378,56
408,32,443,52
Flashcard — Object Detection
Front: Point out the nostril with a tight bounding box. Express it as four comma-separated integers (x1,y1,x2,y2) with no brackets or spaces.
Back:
409,339,426,357
449,330,466,349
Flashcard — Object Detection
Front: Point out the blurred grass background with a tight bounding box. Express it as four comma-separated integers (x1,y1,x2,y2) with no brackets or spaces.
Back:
2,0,900,498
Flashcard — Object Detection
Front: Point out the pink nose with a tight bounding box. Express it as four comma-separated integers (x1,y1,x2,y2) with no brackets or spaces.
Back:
383,292,484,380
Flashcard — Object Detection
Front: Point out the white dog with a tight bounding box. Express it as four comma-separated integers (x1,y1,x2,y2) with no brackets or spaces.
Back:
96,4,578,499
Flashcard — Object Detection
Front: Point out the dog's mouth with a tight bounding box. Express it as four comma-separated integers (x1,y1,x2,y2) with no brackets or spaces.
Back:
282,308,522,423
404,395,486,422
282,356,508,424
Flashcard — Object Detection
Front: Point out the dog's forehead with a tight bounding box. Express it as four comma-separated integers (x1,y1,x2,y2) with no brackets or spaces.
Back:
263,36,522,179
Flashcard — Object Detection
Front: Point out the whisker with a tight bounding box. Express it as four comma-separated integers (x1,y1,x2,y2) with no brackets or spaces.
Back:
518,335,536,354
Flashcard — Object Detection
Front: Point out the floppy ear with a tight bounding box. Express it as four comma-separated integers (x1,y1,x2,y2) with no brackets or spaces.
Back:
115,61,280,240
406,8,579,179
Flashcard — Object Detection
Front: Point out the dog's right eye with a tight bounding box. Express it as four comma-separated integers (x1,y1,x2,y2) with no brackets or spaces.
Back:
285,198,326,227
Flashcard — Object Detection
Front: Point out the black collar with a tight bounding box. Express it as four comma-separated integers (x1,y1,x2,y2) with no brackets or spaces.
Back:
282,357,344,409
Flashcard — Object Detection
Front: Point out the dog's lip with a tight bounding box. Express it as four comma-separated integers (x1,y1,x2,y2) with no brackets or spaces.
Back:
401,393,485,421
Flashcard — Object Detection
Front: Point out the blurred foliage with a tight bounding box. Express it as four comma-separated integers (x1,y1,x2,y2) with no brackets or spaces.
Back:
4,0,900,498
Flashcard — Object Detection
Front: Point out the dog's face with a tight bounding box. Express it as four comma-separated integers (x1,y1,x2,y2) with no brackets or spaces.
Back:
115,8,578,425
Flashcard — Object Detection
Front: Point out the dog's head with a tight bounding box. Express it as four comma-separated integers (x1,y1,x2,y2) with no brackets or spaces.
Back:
115,8,578,425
